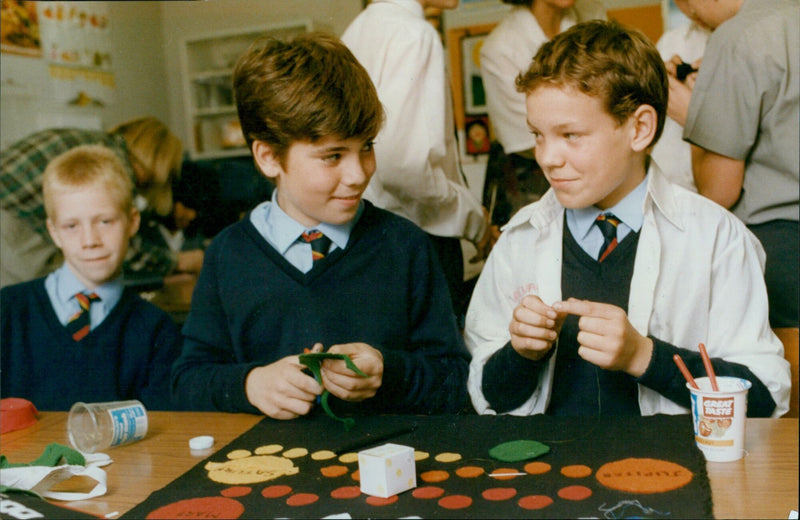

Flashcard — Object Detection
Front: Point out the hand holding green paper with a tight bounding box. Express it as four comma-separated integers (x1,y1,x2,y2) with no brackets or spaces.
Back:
299,351,368,430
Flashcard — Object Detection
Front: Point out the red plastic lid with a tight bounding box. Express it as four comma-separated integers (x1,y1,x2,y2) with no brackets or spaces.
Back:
1,397,39,434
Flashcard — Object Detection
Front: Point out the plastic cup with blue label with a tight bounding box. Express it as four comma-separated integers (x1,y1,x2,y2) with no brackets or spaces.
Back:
68,400,148,453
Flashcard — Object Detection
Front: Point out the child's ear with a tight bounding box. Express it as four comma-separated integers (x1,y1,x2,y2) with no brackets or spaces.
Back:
629,104,658,152
251,140,282,181
46,218,62,249
128,207,141,237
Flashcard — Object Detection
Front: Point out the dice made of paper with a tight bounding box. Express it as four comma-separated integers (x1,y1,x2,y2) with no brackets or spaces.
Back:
358,443,416,498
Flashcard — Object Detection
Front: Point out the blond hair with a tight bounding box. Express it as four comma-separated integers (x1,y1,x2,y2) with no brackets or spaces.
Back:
109,117,183,216
43,144,134,221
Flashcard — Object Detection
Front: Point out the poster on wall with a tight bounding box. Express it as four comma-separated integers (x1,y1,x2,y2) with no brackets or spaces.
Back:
38,1,112,69
37,1,114,107
0,0,41,57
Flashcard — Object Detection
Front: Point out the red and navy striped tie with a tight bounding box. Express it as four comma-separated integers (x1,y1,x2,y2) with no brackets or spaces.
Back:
595,213,620,262
301,230,331,262
67,292,100,341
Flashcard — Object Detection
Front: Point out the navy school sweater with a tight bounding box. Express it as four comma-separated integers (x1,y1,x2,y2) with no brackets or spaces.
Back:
1,279,182,411
171,201,471,415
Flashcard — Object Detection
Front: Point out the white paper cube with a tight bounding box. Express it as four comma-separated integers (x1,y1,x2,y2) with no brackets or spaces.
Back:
358,443,416,498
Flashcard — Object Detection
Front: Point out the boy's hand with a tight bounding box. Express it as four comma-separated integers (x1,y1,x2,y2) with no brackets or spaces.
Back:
245,355,323,420
552,298,653,377
322,343,383,402
509,295,566,361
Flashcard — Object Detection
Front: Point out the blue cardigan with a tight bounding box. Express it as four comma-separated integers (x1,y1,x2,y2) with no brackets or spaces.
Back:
1,279,182,411
172,201,470,415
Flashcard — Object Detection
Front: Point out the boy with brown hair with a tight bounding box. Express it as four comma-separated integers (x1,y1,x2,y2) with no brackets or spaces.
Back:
464,20,790,417
171,32,470,419
1,144,182,410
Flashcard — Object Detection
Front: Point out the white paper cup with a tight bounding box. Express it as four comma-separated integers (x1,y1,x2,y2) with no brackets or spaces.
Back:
687,376,751,462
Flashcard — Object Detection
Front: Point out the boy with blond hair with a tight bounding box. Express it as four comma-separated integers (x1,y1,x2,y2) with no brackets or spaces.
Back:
464,21,790,417
171,32,470,418
1,145,182,410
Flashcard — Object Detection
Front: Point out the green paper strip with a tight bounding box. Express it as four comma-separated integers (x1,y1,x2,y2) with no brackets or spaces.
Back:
489,439,550,462
0,443,85,469
299,352,367,430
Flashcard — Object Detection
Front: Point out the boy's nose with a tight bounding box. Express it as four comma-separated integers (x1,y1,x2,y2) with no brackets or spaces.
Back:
345,157,372,186
81,225,102,247
535,142,562,169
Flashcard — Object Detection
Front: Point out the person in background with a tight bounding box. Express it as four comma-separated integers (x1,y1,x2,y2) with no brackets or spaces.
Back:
480,0,605,225
666,0,799,328
650,0,710,192
341,0,495,323
0,116,203,288
172,32,471,419
1,145,182,411
135,168,213,278
464,21,790,418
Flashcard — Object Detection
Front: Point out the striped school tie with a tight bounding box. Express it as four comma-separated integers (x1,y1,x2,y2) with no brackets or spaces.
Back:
595,213,621,262
67,292,101,341
301,230,331,262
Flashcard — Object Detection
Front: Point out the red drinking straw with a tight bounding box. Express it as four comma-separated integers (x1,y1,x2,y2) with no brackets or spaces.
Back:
698,342,719,391
673,354,699,390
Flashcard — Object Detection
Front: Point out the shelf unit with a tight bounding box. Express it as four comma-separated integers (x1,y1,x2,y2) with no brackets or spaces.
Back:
180,20,312,160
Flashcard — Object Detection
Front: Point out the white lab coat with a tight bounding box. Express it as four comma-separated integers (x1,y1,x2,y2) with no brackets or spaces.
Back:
464,162,790,417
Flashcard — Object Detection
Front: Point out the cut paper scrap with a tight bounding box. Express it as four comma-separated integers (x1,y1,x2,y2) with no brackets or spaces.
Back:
488,440,550,462
299,352,367,430
205,454,299,485
595,458,693,494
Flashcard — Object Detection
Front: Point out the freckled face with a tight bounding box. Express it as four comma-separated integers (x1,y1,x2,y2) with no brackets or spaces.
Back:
272,136,376,227
46,185,140,290
526,85,643,210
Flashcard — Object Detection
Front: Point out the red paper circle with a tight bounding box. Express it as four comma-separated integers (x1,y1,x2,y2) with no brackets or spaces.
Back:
145,497,244,519
518,495,554,510
482,487,517,501
438,495,473,509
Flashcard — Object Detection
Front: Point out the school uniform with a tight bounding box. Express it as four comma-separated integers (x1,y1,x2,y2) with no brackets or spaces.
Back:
464,162,791,417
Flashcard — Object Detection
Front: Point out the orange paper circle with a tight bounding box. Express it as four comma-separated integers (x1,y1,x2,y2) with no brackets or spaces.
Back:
595,458,693,494
560,464,592,478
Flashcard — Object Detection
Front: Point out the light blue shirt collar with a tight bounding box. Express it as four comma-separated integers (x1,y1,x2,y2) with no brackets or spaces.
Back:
45,264,124,327
250,189,361,273
566,175,648,257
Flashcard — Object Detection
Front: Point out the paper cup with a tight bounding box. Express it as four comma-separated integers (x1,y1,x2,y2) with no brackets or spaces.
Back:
687,376,751,462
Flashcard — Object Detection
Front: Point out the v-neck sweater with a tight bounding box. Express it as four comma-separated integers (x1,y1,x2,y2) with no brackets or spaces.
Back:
1,279,182,410
172,201,470,415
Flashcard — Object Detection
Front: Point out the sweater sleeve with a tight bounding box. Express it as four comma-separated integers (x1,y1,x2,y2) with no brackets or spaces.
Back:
637,336,777,417
353,229,471,415
482,342,552,413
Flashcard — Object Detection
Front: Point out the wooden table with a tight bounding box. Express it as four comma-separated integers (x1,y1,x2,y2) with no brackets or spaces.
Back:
139,273,197,324
1,413,797,519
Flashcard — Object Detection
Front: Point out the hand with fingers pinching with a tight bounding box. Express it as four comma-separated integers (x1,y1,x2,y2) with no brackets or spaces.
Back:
508,295,568,361
552,298,654,377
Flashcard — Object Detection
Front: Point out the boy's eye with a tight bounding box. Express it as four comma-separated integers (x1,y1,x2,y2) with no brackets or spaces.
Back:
323,153,342,164
361,141,375,153
564,133,579,141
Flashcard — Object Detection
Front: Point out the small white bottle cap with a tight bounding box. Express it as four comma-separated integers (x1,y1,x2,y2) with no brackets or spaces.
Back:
189,435,214,451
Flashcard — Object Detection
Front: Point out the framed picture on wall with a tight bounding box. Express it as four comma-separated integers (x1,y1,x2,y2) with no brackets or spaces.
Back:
465,114,491,156
446,22,495,132
0,1,41,57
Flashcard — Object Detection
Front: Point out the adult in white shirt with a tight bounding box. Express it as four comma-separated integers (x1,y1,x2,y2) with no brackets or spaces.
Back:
480,0,606,158
342,0,493,318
